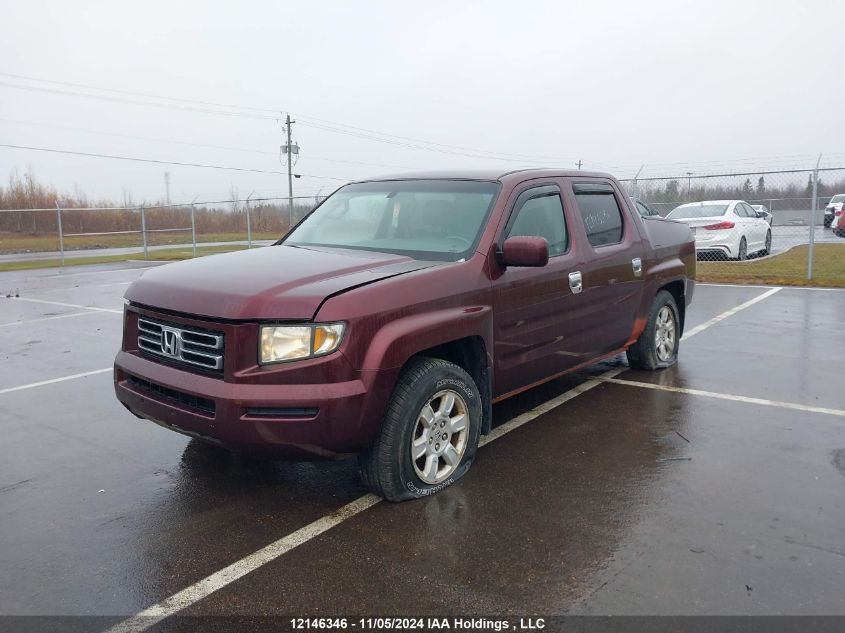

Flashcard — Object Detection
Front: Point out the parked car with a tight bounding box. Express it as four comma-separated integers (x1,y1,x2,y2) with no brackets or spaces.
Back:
632,198,660,218
666,200,772,260
750,204,773,225
825,194,845,228
114,169,696,501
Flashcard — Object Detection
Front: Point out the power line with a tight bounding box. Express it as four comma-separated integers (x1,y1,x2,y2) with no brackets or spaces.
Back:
0,143,351,180
0,117,425,170
298,120,553,164
0,74,589,165
295,114,588,164
0,82,280,120
0,71,281,114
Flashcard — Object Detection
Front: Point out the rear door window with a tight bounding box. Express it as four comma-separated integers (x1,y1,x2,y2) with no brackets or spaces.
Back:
573,184,624,247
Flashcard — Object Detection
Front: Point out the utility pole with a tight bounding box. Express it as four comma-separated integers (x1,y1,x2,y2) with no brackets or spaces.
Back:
283,114,299,231
164,171,171,206
576,160,583,170
686,172,693,200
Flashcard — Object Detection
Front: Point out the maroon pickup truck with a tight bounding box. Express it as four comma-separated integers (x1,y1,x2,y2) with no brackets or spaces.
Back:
115,169,695,501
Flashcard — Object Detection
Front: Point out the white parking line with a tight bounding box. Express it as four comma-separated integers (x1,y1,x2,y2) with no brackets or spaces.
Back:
6,296,123,314
0,368,112,396
104,366,624,633
38,281,133,291
0,311,102,328
480,368,625,446
600,377,845,418
42,265,160,278
682,287,781,340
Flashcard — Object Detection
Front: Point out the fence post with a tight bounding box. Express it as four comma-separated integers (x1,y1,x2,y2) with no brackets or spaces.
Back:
806,155,821,280
55,202,65,266
190,201,197,258
633,165,644,200
140,207,148,260
246,192,253,249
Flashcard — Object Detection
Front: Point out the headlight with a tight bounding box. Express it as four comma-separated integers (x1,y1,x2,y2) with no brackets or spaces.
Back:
259,323,345,364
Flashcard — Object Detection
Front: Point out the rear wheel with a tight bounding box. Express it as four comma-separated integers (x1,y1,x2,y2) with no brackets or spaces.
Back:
359,357,482,502
736,236,748,261
626,290,680,371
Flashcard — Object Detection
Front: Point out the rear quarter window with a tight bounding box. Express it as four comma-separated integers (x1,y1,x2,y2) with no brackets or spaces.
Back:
573,189,624,247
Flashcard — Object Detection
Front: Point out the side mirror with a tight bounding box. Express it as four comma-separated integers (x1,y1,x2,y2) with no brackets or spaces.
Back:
757,212,767,219
500,236,549,268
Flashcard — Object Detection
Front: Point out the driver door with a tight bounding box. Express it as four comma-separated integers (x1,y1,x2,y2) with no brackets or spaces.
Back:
491,183,586,399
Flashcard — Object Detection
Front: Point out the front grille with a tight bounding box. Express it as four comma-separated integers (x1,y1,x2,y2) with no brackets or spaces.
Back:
137,317,224,373
127,375,216,415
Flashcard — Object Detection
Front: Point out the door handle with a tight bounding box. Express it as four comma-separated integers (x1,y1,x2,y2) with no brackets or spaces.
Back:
632,257,643,277
569,271,583,294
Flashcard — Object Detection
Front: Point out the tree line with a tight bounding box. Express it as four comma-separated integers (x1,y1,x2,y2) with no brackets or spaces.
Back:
632,172,845,211
0,170,319,236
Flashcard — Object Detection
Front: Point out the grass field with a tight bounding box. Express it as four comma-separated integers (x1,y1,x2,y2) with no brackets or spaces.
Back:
697,244,845,288
0,230,280,254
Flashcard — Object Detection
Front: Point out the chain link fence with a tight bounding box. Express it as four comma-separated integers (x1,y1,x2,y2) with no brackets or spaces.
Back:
0,194,326,265
2,166,844,286
620,166,845,286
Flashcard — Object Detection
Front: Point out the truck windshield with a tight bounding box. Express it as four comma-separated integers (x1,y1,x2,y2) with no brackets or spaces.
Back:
667,203,729,219
284,180,500,261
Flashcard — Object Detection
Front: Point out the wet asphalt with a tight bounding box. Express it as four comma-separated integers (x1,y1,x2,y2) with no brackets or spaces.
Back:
0,263,843,619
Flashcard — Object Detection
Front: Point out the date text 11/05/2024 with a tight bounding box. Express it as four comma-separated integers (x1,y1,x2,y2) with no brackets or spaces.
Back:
290,617,546,630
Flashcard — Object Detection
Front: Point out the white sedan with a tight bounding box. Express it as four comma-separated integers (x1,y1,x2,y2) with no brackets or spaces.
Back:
666,200,772,260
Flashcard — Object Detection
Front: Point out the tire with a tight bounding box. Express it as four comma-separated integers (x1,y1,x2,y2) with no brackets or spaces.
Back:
736,236,747,261
626,290,680,371
761,230,772,256
358,357,482,502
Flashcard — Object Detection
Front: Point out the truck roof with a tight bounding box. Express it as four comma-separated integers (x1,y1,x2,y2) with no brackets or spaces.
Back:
352,168,615,184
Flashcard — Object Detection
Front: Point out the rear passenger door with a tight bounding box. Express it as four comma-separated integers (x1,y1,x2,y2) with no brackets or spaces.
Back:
491,182,585,398
734,202,760,250
565,180,646,357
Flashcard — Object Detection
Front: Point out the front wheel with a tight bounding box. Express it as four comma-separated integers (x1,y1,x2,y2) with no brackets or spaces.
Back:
626,290,680,371
761,230,772,256
359,357,482,502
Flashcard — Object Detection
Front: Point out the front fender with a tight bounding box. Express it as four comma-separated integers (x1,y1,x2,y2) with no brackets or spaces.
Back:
360,306,493,371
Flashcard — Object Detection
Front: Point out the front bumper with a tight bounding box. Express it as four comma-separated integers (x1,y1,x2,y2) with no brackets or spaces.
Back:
114,351,396,459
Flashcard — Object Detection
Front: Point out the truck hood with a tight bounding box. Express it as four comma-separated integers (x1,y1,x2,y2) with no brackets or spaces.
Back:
125,245,439,320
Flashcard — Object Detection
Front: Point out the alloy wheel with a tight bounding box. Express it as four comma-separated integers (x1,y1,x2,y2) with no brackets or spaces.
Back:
654,306,676,363
411,389,469,484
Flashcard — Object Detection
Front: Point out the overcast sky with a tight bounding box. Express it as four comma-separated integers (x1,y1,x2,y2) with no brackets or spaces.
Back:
0,0,842,205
